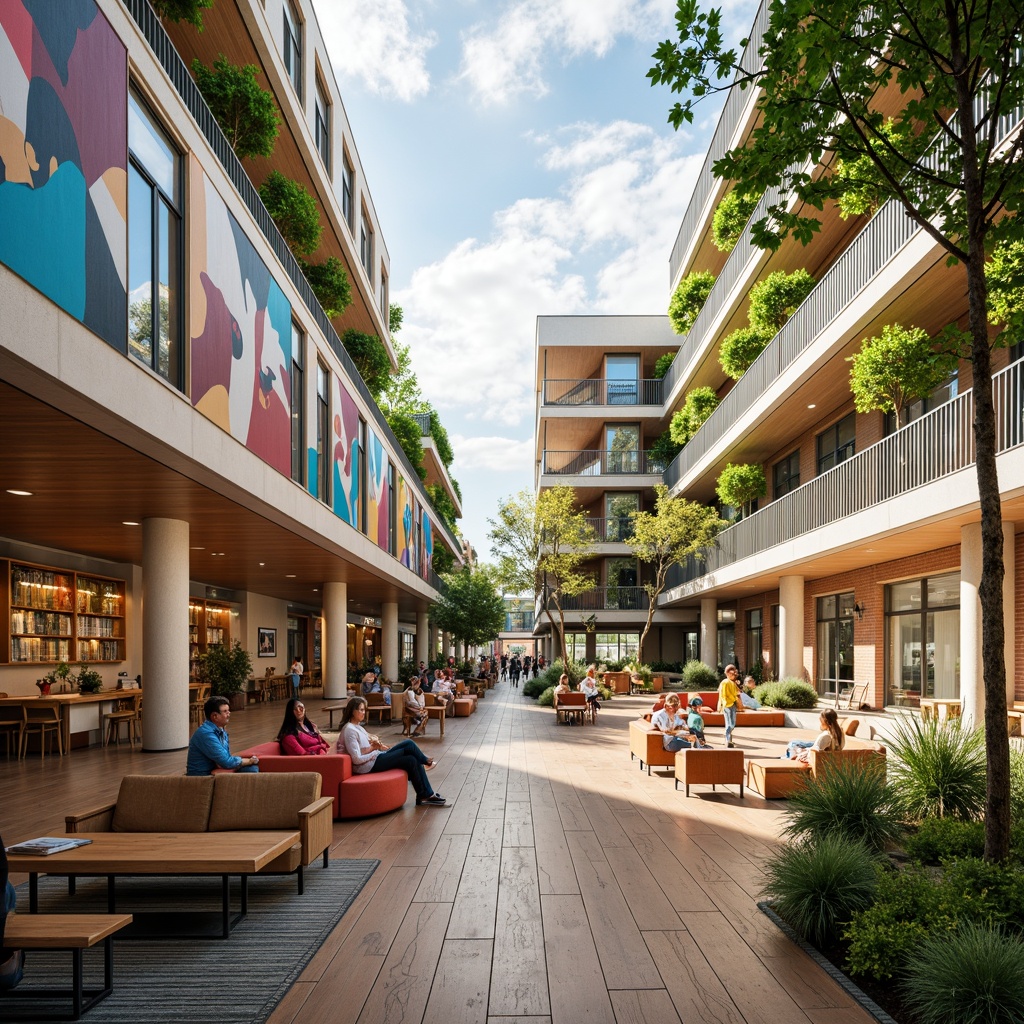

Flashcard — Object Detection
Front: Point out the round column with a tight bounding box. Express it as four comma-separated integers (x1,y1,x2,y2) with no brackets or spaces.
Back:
382,602,399,682
416,610,429,666
142,517,190,751
322,582,348,700
779,575,805,681
700,598,717,671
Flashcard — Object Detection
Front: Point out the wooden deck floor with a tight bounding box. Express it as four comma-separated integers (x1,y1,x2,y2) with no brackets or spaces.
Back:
0,685,874,1024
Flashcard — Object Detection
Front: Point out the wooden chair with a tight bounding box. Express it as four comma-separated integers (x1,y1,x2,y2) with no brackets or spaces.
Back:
0,704,27,759
365,691,392,725
22,701,63,758
555,692,589,726
103,692,143,747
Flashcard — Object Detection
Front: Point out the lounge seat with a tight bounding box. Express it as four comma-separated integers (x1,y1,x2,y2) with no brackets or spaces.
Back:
745,737,886,798
629,719,677,774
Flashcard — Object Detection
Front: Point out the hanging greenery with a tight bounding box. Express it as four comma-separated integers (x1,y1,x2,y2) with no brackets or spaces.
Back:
386,410,426,478
669,386,720,446
712,189,759,252
259,171,321,257
342,329,391,400
301,257,352,318
428,410,454,467
192,55,280,159
668,270,715,334
719,325,773,379
151,0,213,30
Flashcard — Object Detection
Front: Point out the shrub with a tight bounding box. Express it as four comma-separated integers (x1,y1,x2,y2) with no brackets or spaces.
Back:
670,386,719,446
523,676,549,699
712,189,758,252
719,325,772,379
386,411,426,478
649,429,683,469
747,269,816,333
905,816,986,864
761,834,879,947
151,0,213,29
650,661,682,673
537,685,556,707
887,715,987,821
681,659,718,690
653,352,676,379
428,410,454,467
259,171,321,257
668,270,715,334
716,462,767,511
784,759,903,852
301,256,352,318
597,684,613,701
1011,743,1024,825
902,925,1024,1024
754,680,818,709
192,55,280,159
343,329,392,400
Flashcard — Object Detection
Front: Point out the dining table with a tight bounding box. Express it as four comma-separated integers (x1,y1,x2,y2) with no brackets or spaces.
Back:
0,689,142,752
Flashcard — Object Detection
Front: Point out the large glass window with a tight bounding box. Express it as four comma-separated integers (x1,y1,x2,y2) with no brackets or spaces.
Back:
717,608,736,672
605,354,639,404
605,492,639,541
360,210,373,281
316,362,330,505
816,413,856,474
127,91,182,389
606,557,639,609
605,423,639,473
314,77,330,170
565,633,639,663
379,267,388,324
773,449,800,498
816,592,855,695
283,0,302,96
746,608,763,674
341,153,354,228
886,572,959,705
290,322,304,485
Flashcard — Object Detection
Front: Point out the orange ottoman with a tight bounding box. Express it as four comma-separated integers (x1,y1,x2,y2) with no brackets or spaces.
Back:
453,698,475,717
745,758,810,798
674,748,745,797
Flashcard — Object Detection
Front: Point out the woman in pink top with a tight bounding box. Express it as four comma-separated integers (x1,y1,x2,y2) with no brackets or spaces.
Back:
276,698,330,755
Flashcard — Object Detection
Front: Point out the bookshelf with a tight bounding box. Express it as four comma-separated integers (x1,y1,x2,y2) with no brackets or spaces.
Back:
189,598,232,678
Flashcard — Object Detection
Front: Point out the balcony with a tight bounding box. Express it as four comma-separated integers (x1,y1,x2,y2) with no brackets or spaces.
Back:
557,586,646,611
666,359,1024,591
542,379,664,407
584,517,637,542
541,450,667,477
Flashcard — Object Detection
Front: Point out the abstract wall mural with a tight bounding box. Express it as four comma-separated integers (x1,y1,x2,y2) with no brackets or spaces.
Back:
333,376,360,525
367,429,390,551
422,515,433,580
0,0,126,348
190,165,291,477
397,474,415,571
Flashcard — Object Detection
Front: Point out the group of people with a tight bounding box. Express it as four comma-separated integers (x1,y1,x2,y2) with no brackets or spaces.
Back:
499,652,543,686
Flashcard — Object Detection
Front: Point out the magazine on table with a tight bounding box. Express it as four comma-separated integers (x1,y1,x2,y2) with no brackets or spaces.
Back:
5,837,93,856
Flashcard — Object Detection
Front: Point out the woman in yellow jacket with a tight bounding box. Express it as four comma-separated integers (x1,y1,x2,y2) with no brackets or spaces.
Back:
717,664,742,748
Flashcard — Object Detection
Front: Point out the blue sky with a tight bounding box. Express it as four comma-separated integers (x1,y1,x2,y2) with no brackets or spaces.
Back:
316,0,760,560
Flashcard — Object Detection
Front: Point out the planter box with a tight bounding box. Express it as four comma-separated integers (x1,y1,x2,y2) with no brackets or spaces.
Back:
603,671,630,694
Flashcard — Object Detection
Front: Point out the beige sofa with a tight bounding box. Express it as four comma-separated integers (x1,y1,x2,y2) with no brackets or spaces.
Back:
65,773,334,891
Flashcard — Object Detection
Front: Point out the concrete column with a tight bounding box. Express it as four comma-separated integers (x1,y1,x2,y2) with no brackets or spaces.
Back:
585,632,597,664
960,522,1015,726
442,632,452,660
428,624,438,662
142,517,189,751
700,599,717,671
322,582,347,700
416,610,430,666
382,602,399,682
779,575,805,681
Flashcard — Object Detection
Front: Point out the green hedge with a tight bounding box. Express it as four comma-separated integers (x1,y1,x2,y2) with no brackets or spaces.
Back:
753,679,818,709
681,659,718,690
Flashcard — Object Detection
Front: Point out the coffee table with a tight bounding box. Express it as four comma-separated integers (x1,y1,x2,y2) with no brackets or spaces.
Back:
8,831,300,939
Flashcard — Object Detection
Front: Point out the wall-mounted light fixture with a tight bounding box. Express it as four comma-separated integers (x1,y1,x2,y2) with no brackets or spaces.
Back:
854,602,865,620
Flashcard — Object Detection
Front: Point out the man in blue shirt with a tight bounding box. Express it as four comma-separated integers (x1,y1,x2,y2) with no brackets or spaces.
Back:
186,697,260,776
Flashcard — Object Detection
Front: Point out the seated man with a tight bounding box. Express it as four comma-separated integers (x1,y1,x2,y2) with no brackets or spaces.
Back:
650,693,695,751
361,670,380,696
186,696,260,775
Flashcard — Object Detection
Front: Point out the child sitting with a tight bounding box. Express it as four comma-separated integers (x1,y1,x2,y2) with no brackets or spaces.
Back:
686,696,712,748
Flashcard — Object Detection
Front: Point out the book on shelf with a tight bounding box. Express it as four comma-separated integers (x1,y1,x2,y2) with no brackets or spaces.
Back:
5,837,94,856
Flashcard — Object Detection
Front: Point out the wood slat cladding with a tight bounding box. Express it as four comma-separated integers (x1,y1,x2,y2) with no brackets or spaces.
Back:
0,383,427,613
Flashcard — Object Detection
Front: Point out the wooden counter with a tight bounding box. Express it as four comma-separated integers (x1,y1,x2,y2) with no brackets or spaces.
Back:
0,690,142,751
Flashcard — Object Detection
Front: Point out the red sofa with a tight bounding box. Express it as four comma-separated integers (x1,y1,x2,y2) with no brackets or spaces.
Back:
237,741,408,820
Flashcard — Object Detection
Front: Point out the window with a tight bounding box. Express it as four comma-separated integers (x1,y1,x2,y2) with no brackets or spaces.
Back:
127,91,183,389
773,449,800,498
360,210,373,281
290,322,304,485
565,633,639,663
379,266,388,324
771,604,780,678
746,608,763,674
605,493,639,541
886,572,959,705
314,77,330,171
681,628,699,665
387,463,396,554
816,592,855,696
605,423,639,473
884,372,959,434
357,417,366,533
816,413,856,474
605,354,640,405
717,608,736,672
283,0,302,96
316,362,330,505
606,558,639,609
341,153,354,228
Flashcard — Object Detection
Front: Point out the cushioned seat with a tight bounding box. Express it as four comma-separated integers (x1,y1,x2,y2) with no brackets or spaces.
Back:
675,748,745,797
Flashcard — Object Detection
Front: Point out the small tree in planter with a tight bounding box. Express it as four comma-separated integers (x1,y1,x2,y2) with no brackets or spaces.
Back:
668,270,715,334
719,325,773,379
653,352,676,379
259,170,322,257
343,329,391,399
192,56,280,159
712,189,758,252
200,641,253,710
301,256,352,318
151,0,213,29
670,386,720,446
716,462,766,520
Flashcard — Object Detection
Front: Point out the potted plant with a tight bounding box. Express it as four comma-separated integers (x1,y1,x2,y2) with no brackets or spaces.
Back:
200,640,253,711
42,661,74,694
76,664,104,694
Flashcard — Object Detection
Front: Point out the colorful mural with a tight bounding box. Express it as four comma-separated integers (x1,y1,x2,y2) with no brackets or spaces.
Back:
367,429,390,551
422,514,433,579
397,475,418,573
333,376,360,525
0,0,127,348
190,165,291,477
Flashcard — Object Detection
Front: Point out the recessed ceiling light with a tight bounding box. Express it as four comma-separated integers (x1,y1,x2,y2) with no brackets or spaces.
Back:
807,403,816,409
191,546,205,550
6,489,33,496
286,574,296,578
313,588,319,592
259,562,266,567
122,521,140,526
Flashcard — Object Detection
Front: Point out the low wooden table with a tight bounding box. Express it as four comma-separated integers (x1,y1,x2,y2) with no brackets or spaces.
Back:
424,704,445,738
3,913,133,1019
9,831,300,939
323,703,347,728
919,698,962,722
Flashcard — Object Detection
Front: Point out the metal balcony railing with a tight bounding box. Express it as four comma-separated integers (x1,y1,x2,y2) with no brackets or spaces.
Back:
541,451,667,476
585,517,637,542
669,360,1024,589
411,412,431,435
557,587,647,612
542,378,664,406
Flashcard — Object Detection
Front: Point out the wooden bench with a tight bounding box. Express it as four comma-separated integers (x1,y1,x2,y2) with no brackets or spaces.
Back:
746,743,886,799
3,913,132,1019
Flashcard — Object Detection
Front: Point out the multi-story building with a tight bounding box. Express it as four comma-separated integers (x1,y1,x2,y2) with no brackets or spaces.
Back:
535,0,1021,720
0,0,460,748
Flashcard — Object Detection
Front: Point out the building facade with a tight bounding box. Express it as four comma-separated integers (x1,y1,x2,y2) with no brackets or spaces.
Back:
0,0,459,747
535,0,1022,723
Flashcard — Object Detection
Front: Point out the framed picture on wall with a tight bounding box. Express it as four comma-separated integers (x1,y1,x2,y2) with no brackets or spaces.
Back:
258,627,277,658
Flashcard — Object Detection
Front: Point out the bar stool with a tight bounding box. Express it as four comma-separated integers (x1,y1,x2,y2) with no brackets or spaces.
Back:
22,702,63,758
0,704,27,759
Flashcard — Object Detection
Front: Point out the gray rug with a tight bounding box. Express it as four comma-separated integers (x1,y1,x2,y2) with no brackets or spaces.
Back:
1,859,379,1023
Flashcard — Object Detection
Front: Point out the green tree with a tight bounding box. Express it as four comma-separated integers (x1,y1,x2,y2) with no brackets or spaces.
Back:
385,410,425,478
712,189,758,251
488,488,596,667
670,385,720,445
987,241,1024,346
389,303,404,336
650,0,1024,860
718,325,772,380
649,428,683,469
747,269,816,333
151,0,212,29
628,485,722,661
653,352,676,378
833,120,920,220
668,269,715,334
259,170,321,257
341,329,391,399
301,256,352,318
192,56,280,159
379,342,427,416
848,324,959,421
431,565,505,661
426,482,459,534
715,463,766,518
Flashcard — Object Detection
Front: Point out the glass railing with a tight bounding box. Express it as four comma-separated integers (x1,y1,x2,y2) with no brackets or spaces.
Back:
668,359,1024,589
541,451,667,476
542,378,665,406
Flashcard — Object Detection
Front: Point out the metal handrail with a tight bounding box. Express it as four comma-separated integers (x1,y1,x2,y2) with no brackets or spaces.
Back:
541,451,667,475
542,379,664,406
557,587,647,612
584,517,637,542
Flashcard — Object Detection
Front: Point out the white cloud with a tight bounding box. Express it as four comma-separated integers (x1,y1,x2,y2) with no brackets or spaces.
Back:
452,434,535,474
318,0,436,101
397,120,705,430
458,0,676,105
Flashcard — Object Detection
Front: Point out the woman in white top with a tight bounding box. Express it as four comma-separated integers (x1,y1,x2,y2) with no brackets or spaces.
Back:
338,697,445,806
579,666,601,715
403,679,428,735
786,709,845,762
